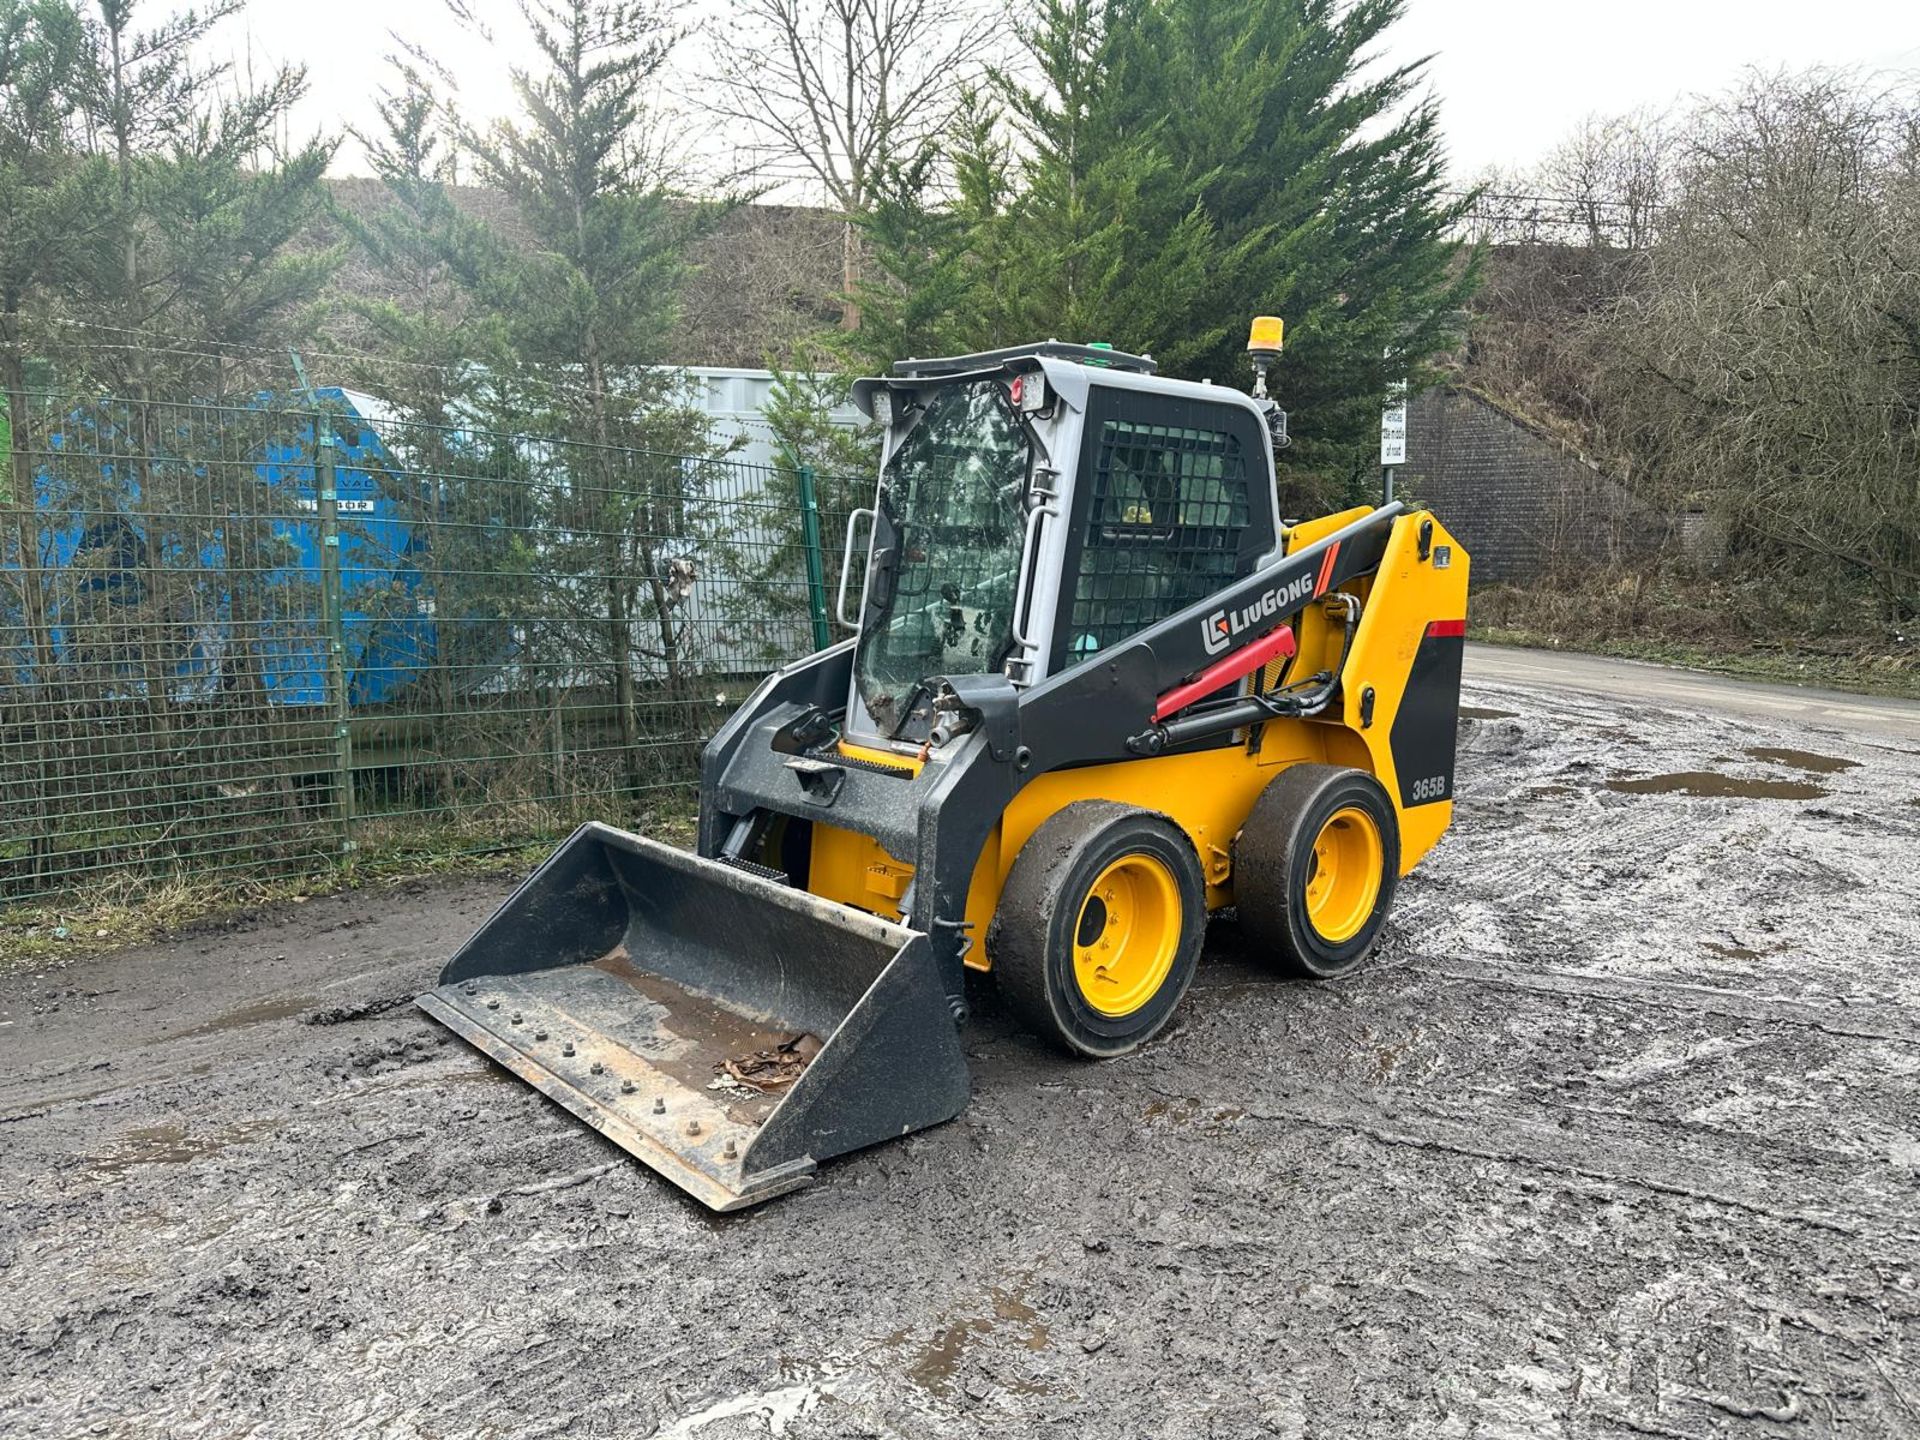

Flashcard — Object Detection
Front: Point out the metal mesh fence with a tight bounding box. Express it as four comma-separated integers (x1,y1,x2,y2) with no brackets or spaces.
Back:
0,390,860,906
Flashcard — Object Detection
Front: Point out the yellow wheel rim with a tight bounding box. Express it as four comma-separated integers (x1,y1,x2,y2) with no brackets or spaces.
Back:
1072,854,1181,1018
1304,806,1384,944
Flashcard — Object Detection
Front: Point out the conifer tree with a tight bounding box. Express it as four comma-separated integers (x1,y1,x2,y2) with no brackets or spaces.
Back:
860,0,1475,484
343,58,512,425
73,0,336,397
460,0,711,787
338,60,533,804
465,0,689,440
1113,0,1475,476
0,0,104,454
851,88,1023,367
0,0,105,804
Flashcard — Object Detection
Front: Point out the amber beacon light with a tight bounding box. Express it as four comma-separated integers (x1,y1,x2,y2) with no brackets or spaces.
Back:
1247,315,1285,397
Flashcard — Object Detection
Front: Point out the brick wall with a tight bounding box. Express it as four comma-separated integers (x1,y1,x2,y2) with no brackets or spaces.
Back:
1392,387,1663,583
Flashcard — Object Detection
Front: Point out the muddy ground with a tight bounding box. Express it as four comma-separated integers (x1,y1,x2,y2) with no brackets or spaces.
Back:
4,669,1920,1439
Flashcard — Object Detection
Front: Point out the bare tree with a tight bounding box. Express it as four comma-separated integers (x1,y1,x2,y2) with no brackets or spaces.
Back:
1537,108,1676,250
1584,70,1920,624
1461,109,1676,249
702,0,993,328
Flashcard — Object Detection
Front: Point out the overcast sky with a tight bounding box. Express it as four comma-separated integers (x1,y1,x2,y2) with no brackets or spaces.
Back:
218,0,1920,187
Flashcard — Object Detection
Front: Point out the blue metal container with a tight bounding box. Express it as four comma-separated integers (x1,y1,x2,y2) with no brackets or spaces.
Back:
6,388,441,708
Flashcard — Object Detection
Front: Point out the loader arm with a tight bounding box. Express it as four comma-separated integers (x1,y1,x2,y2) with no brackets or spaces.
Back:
1016,501,1404,763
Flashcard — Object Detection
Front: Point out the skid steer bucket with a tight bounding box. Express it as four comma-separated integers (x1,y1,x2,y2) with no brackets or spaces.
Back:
417,822,970,1211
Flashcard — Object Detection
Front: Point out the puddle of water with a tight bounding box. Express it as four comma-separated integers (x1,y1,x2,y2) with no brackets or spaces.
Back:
1744,746,1860,775
1606,772,1828,800
898,1282,1053,1398
1700,941,1760,961
909,1322,980,1395
1461,706,1519,721
1143,1097,1244,1127
990,1287,1052,1352
168,995,317,1041
85,1117,282,1180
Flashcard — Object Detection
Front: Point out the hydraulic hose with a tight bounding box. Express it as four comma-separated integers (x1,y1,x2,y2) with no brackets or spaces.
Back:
1134,593,1360,753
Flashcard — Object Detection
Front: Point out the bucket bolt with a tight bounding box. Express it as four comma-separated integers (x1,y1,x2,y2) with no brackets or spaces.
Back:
486,999,500,1010
686,1119,703,1137
589,1060,604,1075
723,1138,738,1160
652,1096,666,1115
562,1041,576,1057
510,1012,523,1026
620,1079,637,1095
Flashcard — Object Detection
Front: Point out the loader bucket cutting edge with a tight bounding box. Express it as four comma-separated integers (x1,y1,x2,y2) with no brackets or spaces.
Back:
415,822,971,1211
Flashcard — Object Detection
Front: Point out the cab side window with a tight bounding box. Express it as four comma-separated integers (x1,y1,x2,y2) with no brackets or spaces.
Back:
1061,417,1253,664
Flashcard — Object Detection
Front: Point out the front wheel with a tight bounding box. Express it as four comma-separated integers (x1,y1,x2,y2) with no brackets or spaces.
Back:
1235,764,1399,979
989,801,1206,1057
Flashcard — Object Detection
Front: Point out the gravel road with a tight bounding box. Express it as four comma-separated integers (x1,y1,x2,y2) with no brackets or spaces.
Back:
3,662,1918,1439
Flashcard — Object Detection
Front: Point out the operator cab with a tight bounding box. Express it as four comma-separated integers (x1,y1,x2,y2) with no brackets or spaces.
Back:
845,343,1285,752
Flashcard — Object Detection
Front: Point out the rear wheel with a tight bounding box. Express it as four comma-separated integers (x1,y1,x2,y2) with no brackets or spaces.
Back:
1235,764,1399,978
990,801,1205,1057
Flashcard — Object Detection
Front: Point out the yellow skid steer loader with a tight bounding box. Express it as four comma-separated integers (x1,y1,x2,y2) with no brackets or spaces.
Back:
419,322,1470,1210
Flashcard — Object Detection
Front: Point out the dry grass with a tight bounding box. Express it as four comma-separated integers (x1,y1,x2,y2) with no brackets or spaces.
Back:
1472,570,1920,699
0,847,532,975
0,795,701,975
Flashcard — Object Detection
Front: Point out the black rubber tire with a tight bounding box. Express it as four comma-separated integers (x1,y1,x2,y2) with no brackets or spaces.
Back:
1235,764,1399,979
989,801,1206,1058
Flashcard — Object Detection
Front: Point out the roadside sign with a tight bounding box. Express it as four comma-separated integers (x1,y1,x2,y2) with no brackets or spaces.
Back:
1381,383,1407,467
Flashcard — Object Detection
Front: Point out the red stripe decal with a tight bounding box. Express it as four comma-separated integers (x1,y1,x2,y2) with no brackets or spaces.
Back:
1153,625,1298,722
1425,618,1467,638
1314,541,1340,596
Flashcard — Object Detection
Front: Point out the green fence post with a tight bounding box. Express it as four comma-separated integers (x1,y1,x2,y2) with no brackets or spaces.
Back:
316,428,356,861
795,463,832,652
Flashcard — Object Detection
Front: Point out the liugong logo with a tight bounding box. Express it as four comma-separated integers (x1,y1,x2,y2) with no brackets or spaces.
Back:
1201,571,1317,655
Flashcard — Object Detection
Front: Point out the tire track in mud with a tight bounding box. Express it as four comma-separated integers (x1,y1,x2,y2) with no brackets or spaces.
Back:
1192,1084,1913,1243
1398,954,1920,1047
1140,1004,1919,1249
1176,941,1920,1250
0,965,442,1119
1186,955,1920,1046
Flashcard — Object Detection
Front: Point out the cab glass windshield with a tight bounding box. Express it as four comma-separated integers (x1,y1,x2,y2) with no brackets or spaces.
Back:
853,380,1030,736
